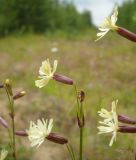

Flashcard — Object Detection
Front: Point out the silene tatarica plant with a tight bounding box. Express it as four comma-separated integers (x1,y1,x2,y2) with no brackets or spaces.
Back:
0,5,136,160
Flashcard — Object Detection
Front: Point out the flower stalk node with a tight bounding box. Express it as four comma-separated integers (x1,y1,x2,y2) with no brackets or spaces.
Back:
77,114,85,128
9,112,14,119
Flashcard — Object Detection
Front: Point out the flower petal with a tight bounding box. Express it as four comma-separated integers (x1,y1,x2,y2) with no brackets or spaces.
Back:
35,78,50,88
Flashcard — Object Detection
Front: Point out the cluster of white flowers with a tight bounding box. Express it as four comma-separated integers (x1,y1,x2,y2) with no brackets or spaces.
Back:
30,9,121,150
97,100,119,146
35,59,58,88
96,6,118,41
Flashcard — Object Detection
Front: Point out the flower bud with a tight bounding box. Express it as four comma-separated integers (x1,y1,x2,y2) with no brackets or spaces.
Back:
78,91,85,102
0,116,8,128
119,126,136,133
77,114,85,128
117,27,136,42
118,114,136,125
0,84,4,88
46,133,68,144
13,91,26,100
53,74,74,85
4,79,13,96
15,131,28,137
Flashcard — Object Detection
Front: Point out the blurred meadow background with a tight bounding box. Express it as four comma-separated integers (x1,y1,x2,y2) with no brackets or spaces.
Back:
0,0,136,160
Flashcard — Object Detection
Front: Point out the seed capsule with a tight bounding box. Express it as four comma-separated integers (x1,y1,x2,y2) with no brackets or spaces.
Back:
46,133,68,144
119,126,136,133
53,74,74,85
118,114,136,125
117,27,136,42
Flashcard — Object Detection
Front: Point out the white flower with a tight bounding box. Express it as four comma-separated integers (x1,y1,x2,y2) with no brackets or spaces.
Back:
97,100,119,146
98,100,118,122
51,47,58,53
95,6,118,41
35,59,58,88
26,118,53,148
0,149,8,160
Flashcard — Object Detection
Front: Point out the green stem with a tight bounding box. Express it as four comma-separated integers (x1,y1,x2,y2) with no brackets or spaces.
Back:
74,84,80,113
5,88,17,160
11,100,16,160
69,144,76,160
79,127,83,160
74,85,84,160
79,102,84,160
66,144,76,160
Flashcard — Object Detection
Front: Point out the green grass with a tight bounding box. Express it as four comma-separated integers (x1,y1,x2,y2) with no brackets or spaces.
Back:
0,30,136,160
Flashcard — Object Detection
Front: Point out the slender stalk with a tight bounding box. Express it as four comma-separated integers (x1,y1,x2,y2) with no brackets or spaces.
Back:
66,144,76,160
5,87,17,160
4,87,13,145
74,84,80,112
79,102,83,160
79,127,83,160
69,144,76,160
74,85,84,160
11,100,17,160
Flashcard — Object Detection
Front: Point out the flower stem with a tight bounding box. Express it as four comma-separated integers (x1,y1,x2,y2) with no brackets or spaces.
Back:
5,87,17,160
66,144,76,160
79,127,83,160
74,84,80,112
79,102,84,160
74,85,84,160
11,100,17,160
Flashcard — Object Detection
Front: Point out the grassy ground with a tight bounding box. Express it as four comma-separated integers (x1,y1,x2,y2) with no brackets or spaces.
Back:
0,30,136,160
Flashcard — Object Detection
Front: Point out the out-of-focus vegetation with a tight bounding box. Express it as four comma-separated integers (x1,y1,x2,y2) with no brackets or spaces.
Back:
0,0,93,36
118,0,136,32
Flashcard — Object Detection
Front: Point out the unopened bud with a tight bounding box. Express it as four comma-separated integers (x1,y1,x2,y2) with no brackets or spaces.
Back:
117,27,136,42
77,114,85,128
15,131,28,137
4,79,13,96
0,84,4,88
0,116,8,128
119,126,136,133
46,133,68,144
118,114,136,125
53,74,74,85
13,91,26,100
78,91,85,102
